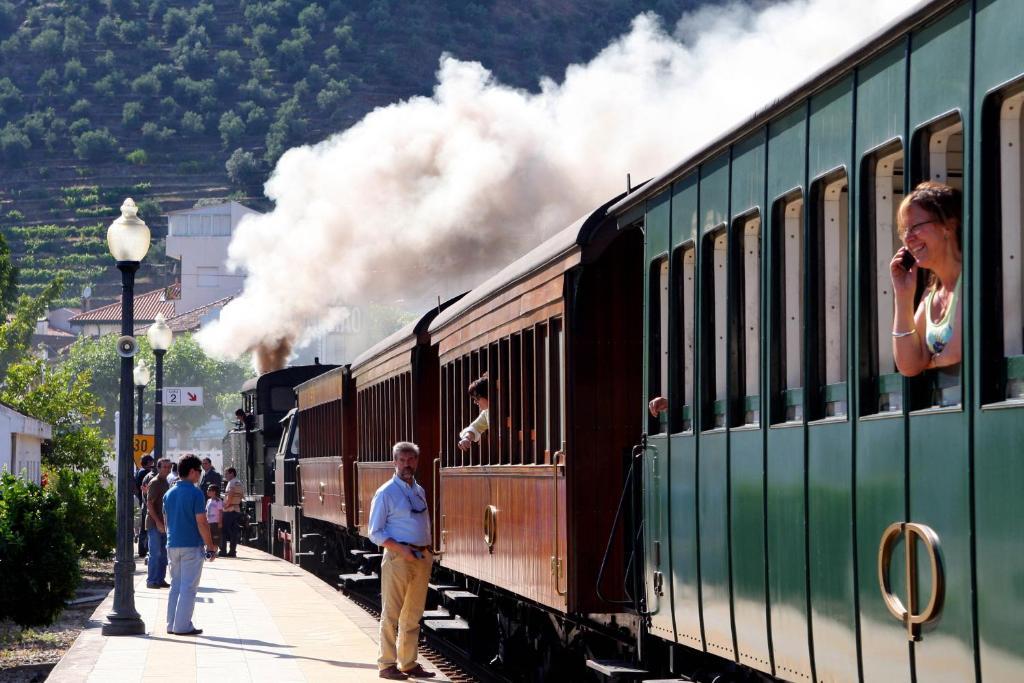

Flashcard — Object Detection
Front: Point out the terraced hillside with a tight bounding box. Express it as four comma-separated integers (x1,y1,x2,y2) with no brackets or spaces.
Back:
0,0,696,307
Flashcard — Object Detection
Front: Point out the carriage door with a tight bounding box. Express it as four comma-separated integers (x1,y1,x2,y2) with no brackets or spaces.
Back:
643,190,673,640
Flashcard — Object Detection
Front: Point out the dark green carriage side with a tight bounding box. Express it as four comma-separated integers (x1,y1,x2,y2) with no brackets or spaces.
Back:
626,1,1024,682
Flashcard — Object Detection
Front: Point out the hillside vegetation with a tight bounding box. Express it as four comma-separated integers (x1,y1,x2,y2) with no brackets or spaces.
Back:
0,0,695,307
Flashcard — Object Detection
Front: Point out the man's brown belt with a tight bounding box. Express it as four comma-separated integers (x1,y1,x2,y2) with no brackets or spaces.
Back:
402,543,431,551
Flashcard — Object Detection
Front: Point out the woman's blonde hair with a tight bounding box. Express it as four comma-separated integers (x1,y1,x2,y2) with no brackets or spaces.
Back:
896,181,962,243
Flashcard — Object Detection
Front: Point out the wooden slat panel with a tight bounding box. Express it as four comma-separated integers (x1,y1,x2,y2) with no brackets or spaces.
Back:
356,461,395,537
440,301,565,363
296,368,346,410
438,466,567,612
352,338,417,385
299,456,345,526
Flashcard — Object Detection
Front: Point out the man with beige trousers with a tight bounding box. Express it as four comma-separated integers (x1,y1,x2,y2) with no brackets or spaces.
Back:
368,442,436,680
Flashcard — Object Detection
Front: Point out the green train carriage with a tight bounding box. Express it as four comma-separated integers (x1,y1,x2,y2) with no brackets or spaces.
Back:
613,0,1024,680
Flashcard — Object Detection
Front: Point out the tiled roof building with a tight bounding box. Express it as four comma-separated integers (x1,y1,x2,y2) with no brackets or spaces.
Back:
68,284,180,337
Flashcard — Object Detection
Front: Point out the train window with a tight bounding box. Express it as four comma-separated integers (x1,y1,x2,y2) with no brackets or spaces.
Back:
522,328,536,464
672,245,696,433
911,114,964,408
861,144,905,414
981,85,1024,402
534,323,549,462
701,226,728,430
771,193,804,424
649,257,669,434
736,212,761,426
550,318,566,456
810,171,849,418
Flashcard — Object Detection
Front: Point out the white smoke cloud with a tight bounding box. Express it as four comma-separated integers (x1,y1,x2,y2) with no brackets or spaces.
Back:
198,0,917,361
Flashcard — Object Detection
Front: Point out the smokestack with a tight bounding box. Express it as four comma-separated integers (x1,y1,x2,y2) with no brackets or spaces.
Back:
254,339,292,374
198,0,917,362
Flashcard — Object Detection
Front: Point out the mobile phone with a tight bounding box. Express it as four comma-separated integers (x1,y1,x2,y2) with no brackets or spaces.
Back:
900,250,916,271
205,550,215,560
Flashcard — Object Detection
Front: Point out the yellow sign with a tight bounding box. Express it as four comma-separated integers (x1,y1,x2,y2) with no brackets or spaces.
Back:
133,434,155,467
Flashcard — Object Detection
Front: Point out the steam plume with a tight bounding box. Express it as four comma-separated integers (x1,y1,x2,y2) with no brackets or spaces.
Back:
198,0,917,362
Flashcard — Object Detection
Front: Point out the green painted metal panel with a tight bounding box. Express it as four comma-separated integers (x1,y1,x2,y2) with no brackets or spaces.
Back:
907,6,977,681
909,3,971,129
809,77,854,181
727,131,770,674
669,174,702,650
768,108,807,202
973,1,1024,680
853,417,910,683
644,190,674,640
807,421,858,683
856,43,907,154
731,131,767,216
697,155,734,661
766,109,812,682
730,429,770,673
807,74,858,683
852,42,911,683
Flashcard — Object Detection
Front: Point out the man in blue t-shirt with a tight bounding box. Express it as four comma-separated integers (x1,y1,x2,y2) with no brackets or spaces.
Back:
163,454,218,635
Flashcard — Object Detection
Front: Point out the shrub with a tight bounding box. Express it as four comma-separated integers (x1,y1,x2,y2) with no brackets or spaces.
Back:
0,472,80,627
216,49,243,75
6,209,22,220
180,110,204,134
69,98,91,116
122,101,143,127
225,24,244,45
19,111,48,143
141,121,174,144
47,471,114,561
29,28,63,60
73,128,118,161
136,198,162,219
92,73,121,99
218,110,244,149
298,4,325,31
316,79,350,111
225,147,261,187
162,7,190,40
125,148,147,165
245,106,268,135
68,118,91,136
95,16,119,43
94,49,117,71
173,77,214,104
251,23,276,55
0,123,31,164
118,19,146,43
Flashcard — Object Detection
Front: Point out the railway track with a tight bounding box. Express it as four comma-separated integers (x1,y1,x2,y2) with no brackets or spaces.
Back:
340,587,507,683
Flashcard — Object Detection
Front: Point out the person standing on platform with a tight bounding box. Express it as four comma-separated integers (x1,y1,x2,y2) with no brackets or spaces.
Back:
368,442,436,680
221,467,243,557
199,457,222,495
206,485,223,551
134,455,155,557
145,458,172,589
163,454,217,636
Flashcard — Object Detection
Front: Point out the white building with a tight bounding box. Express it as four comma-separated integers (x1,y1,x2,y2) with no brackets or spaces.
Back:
0,403,52,485
165,201,260,315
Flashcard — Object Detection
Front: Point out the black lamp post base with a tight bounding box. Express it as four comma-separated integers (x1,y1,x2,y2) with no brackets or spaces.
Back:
101,613,146,636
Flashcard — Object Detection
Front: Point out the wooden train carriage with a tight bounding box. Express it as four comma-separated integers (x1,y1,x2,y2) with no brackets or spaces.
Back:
350,302,457,540
293,366,355,528
613,0,1024,680
429,199,642,615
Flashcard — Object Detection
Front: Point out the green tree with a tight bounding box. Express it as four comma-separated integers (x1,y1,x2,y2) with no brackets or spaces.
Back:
0,123,30,165
180,110,205,134
29,28,63,60
298,4,326,31
73,128,119,161
162,7,190,40
131,72,160,97
0,77,22,115
122,100,143,127
37,68,60,96
218,110,244,149
316,79,350,112
225,147,261,188
64,58,86,83
1,357,106,471
0,277,63,377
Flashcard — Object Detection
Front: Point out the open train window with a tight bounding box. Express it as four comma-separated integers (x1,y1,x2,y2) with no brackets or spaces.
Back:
770,192,804,424
701,225,728,430
735,211,761,426
810,171,849,419
649,257,669,434
672,244,696,433
860,143,905,414
910,114,964,408
981,83,1024,403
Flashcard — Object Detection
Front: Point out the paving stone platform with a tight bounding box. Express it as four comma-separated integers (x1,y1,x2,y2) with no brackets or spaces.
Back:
49,545,447,683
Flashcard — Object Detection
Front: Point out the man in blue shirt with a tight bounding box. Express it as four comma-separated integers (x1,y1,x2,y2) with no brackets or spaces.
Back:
163,454,218,636
368,442,435,680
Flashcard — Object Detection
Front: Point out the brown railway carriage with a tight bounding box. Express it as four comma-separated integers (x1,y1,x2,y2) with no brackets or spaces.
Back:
294,366,356,528
429,198,643,614
350,301,458,542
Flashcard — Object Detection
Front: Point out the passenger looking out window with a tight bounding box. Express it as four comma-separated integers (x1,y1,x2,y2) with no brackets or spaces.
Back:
648,396,668,417
890,182,963,376
457,375,489,451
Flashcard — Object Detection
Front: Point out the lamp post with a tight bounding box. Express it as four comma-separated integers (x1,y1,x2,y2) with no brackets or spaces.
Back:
147,313,172,462
103,198,150,637
134,360,150,435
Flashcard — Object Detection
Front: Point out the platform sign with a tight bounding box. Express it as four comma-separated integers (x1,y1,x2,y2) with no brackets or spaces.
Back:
133,434,154,467
165,387,204,406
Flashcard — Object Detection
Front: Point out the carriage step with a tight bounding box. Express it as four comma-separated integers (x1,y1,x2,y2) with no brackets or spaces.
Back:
585,660,649,680
441,589,477,600
642,678,693,682
428,583,459,593
421,607,451,619
349,549,369,557
424,616,470,631
338,572,379,587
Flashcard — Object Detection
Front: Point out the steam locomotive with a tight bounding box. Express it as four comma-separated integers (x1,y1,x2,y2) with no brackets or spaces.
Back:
225,1,1024,680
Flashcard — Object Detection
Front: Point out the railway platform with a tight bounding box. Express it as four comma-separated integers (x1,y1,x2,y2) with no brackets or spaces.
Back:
48,546,449,683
